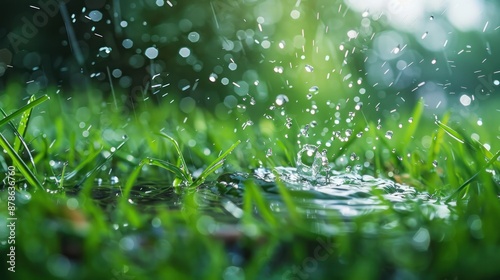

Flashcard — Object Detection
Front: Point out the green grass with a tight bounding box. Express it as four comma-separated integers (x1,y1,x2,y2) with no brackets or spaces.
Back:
0,90,499,279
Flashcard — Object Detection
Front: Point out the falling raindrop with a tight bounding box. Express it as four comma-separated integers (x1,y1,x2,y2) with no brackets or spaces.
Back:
285,117,293,129
266,148,273,157
350,153,359,161
385,131,393,139
98,47,112,58
275,94,289,106
309,86,319,94
145,47,159,59
88,10,103,22
209,73,218,82
305,64,314,72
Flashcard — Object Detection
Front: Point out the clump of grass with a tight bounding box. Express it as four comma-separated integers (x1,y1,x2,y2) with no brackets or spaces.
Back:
0,91,499,279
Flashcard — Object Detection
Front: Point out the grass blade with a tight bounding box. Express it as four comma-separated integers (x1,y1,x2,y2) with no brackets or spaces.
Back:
0,107,37,174
0,133,44,190
146,158,190,182
77,138,128,189
435,119,465,144
158,132,192,184
13,95,36,152
0,95,50,128
192,140,241,187
402,99,424,145
446,149,500,202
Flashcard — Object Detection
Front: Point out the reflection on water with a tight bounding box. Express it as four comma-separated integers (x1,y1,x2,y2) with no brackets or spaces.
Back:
86,166,452,235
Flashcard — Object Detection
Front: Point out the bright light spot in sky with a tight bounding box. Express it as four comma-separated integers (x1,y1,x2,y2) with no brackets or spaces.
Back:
459,94,472,106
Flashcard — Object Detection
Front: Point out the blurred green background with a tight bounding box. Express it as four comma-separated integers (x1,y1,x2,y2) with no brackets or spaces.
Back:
0,0,499,147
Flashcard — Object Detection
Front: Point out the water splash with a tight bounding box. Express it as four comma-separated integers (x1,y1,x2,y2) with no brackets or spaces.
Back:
296,144,330,181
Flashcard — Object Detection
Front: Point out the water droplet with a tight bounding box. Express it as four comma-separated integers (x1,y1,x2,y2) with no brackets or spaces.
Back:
285,117,293,129
306,93,313,100
431,59,437,64
275,94,289,106
308,86,319,93
432,160,438,168
274,66,284,73
429,15,434,20
89,10,103,22
305,64,314,72
98,46,112,58
385,131,393,139
392,45,401,54
145,47,159,59
266,148,273,157
355,102,363,110
242,120,253,130
300,124,310,137
209,73,218,82
421,32,428,40
350,153,359,161
296,145,328,180
408,117,413,123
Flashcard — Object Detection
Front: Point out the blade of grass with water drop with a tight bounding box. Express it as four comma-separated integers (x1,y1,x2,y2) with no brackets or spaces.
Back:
0,95,50,128
121,157,188,199
0,107,37,173
435,119,465,144
0,133,44,190
446,149,500,202
146,158,190,182
13,95,36,153
192,140,241,188
158,132,193,184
